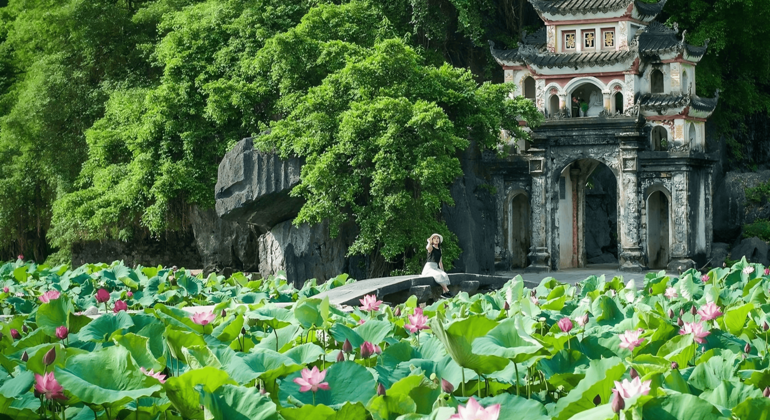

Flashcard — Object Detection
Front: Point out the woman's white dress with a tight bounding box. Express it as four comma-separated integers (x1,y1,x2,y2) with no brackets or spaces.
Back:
422,262,450,286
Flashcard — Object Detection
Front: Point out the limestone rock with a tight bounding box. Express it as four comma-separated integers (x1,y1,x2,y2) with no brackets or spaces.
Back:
189,206,259,275
257,219,363,288
215,138,304,232
71,230,200,269
713,170,770,243
709,242,730,268
731,236,770,266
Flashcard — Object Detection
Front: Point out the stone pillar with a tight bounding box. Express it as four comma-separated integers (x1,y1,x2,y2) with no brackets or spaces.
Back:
603,92,611,112
668,171,695,271
570,168,581,268
526,149,550,272
617,135,645,272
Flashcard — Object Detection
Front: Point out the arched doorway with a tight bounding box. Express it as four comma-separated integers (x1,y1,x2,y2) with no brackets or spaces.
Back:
646,190,671,269
569,82,603,117
549,94,559,116
507,193,530,268
556,159,618,269
651,69,664,93
523,77,536,100
682,70,689,94
651,126,667,151
613,92,623,114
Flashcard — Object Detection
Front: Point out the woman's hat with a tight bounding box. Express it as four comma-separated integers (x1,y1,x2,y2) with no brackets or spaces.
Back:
428,233,443,243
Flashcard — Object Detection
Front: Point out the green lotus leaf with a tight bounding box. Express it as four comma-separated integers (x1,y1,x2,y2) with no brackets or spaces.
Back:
279,361,375,409
256,325,301,352
472,317,549,363
329,323,364,349
430,315,508,375
248,306,295,330
164,326,207,363
657,333,696,369
551,357,625,420
212,313,244,343
355,320,392,344
280,404,336,420
700,380,763,414
114,333,165,372
367,393,417,420
688,354,738,392
330,402,369,420
731,397,770,420
294,298,325,329
0,370,34,399
387,375,440,415
723,303,753,336
36,297,74,337
78,311,134,343
55,345,162,408
642,393,724,420
9,329,48,354
26,343,87,375
590,296,625,325
478,393,549,420
284,343,325,365
197,383,279,420
164,366,236,420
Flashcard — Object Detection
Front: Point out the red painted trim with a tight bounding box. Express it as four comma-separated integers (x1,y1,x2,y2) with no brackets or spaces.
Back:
539,71,628,80
645,115,685,121
502,66,528,71
661,56,699,65
543,16,646,26
518,120,528,126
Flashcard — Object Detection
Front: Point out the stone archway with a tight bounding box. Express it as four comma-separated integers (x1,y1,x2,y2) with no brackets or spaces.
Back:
505,192,530,268
554,159,619,269
646,188,672,269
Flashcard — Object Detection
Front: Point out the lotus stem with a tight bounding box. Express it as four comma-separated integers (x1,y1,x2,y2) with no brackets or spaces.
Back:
312,391,316,406
274,328,279,352
477,372,481,398
514,362,520,396
461,368,466,396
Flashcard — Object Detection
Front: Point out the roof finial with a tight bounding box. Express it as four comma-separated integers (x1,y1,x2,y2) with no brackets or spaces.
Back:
704,38,710,48
673,22,679,33
681,29,687,43
714,88,720,100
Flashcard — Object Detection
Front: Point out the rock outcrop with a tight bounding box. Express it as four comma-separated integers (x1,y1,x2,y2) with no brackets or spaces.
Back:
71,230,201,269
215,138,304,233
189,206,259,276
730,237,770,266
713,170,770,243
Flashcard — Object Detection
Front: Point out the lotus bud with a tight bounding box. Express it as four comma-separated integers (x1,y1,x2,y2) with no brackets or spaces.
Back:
21,351,28,362
677,317,684,327
43,347,56,366
95,288,110,303
2,287,8,293
722,262,726,267
504,301,510,311
441,379,454,394
531,290,536,297
0,332,2,340
764,321,769,332
690,305,697,315
671,361,679,370
374,344,382,355
342,339,353,354
113,300,128,313
361,344,373,359
260,387,267,395
745,343,751,354
126,291,133,298
394,307,401,317
241,327,247,336
577,313,589,327
377,383,386,396
336,351,345,362
764,387,770,397
10,329,20,340
221,309,227,318
56,326,68,340
593,395,601,406
679,308,684,317
765,268,770,276
649,288,653,294
630,368,638,379
668,308,675,318
22,324,28,333
611,394,625,413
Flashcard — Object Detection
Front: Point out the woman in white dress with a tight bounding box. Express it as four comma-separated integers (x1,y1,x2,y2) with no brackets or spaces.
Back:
421,233,453,298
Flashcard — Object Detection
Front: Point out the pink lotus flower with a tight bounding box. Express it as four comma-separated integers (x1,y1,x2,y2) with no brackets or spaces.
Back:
449,396,500,420
360,341,376,359
618,329,645,351
293,366,330,393
113,300,128,313
765,268,770,276
2,287,8,293
576,313,589,327
664,287,678,299
680,321,710,344
697,302,723,321
34,372,66,400
700,274,709,283
140,367,167,384
38,290,61,303
743,266,755,275
17,254,23,260
359,294,382,312
55,326,68,340
405,308,429,333
358,319,366,325
126,291,133,298
557,318,573,333
530,295,539,306
95,288,110,303
190,311,216,326
613,376,651,399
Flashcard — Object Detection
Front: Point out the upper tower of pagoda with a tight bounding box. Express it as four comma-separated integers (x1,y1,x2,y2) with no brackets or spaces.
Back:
490,0,717,152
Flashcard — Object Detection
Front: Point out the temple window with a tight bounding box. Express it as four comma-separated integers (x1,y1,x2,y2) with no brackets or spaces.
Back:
523,77,536,100
651,126,668,151
688,122,696,145
613,92,623,114
583,30,596,50
563,31,576,52
651,69,664,93
549,94,559,116
682,70,689,94
601,29,615,50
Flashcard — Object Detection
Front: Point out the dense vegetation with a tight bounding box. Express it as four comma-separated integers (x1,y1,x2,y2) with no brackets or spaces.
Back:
0,0,767,269
2,258,770,418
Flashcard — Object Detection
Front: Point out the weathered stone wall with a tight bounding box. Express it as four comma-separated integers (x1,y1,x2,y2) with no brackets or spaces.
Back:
189,206,259,276
71,230,201,269
713,170,770,243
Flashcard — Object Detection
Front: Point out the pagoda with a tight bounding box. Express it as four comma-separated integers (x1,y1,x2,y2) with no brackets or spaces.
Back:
487,0,719,273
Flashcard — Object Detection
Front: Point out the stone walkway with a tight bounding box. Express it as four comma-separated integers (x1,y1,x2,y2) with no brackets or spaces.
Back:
496,263,677,286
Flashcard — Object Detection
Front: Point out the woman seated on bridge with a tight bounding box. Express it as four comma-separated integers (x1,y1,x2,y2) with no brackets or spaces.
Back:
422,233,453,299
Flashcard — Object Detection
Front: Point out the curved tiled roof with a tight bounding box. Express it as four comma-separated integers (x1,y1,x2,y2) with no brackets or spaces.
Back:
638,21,709,59
638,92,718,113
528,0,666,16
527,49,636,68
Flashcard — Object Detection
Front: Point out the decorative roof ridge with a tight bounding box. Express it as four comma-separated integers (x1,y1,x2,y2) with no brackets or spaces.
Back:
644,21,678,35
634,0,667,17
528,0,632,16
521,27,547,48
637,91,719,112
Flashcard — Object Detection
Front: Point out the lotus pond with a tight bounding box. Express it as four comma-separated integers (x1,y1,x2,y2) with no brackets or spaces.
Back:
1,258,770,419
